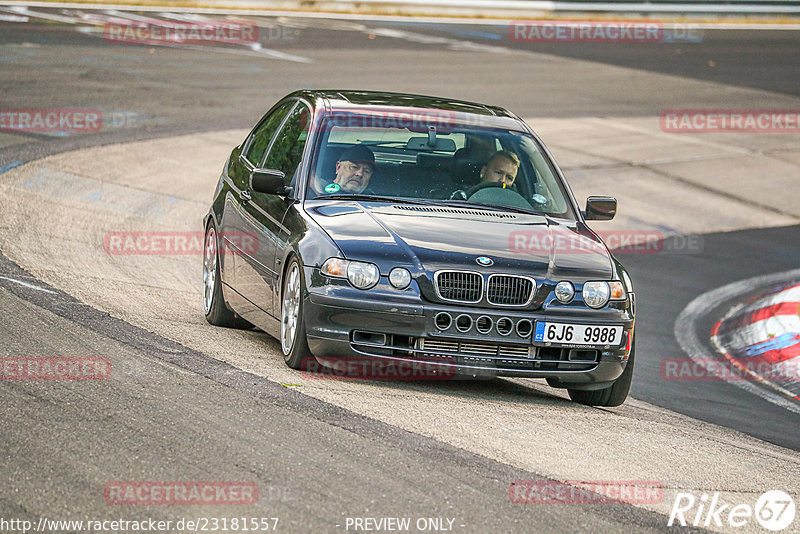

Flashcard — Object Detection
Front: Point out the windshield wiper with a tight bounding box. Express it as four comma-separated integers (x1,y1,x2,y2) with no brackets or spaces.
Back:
435,200,546,216
314,194,431,205
314,195,547,214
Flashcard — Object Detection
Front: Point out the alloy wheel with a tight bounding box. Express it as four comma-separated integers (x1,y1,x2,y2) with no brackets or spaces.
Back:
281,263,301,354
203,227,217,315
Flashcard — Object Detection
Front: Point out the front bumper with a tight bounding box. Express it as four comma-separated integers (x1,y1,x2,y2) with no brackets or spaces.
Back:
303,273,635,388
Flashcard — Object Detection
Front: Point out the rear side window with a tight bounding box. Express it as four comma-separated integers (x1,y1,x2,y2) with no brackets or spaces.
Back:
263,103,311,185
243,101,295,166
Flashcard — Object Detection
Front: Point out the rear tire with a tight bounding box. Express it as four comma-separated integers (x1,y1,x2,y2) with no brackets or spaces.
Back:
568,340,635,407
280,257,313,370
203,222,252,329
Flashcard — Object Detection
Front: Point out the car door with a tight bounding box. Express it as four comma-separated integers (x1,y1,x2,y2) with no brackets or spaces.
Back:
232,100,312,318
221,99,294,316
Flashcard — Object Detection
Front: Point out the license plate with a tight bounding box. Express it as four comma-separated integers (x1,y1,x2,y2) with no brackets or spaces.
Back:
534,322,624,347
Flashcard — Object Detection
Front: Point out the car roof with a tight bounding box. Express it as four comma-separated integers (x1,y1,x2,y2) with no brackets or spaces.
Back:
287,89,527,130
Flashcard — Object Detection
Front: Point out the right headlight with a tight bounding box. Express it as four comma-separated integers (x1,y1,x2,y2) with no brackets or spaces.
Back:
582,281,610,309
321,258,381,290
346,261,380,289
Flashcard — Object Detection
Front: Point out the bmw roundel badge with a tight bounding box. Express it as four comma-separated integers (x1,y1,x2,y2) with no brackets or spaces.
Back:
476,256,493,267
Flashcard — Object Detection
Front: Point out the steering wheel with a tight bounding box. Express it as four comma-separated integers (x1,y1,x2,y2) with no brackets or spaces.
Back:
453,182,549,211
463,181,507,198
466,183,535,211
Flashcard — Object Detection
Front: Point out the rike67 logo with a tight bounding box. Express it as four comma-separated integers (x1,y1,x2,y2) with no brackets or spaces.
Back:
669,490,795,531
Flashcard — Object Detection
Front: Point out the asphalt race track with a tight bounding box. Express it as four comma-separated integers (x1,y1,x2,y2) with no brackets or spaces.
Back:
1,7,799,533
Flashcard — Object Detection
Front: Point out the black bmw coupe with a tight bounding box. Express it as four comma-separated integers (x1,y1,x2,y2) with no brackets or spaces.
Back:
203,90,636,406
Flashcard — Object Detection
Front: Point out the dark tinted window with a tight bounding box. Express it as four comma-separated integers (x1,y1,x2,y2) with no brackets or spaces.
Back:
243,101,294,166
264,103,310,185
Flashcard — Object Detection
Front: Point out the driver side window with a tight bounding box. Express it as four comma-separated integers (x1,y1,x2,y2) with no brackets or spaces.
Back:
243,101,295,167
263,103,311,186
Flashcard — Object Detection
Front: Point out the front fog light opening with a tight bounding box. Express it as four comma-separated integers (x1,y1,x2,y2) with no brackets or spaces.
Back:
388,267,412,289
475,315,493,334
555,281,575,303
496,317,513,336
582,281,610,309
516,319,533,338
455,314,473,333
434,312,452,331
346,261,380,289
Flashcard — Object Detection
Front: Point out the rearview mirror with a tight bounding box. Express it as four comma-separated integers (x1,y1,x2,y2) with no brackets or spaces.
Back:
585,196,617,221
251,168,291,197
405,137,457,152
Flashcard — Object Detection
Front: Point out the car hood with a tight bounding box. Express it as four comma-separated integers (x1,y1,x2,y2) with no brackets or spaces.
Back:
307,201,613,282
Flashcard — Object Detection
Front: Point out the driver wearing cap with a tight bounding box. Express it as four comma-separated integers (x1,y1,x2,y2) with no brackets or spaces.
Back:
316,145,377,195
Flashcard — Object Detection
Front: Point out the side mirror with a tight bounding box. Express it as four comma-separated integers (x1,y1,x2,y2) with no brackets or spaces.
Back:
585,196,617,221
250,168,291,197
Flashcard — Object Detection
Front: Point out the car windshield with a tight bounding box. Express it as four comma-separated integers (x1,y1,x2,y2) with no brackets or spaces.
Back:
305,112,575,218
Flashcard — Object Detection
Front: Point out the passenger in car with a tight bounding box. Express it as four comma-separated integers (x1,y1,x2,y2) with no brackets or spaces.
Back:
312,145,377,195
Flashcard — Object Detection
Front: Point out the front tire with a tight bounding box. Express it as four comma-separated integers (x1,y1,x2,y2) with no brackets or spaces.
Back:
568,340,635,407
281,257,313,369
203,222,251,329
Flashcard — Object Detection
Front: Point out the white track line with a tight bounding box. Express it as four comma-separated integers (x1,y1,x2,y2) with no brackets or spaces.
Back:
103,8,163,22
675,268,800,415
0,13,27,21
157,12,207,22
0,276,57,294
2,5,82,23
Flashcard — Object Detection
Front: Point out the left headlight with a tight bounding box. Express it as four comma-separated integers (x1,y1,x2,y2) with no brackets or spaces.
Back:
582,282,610,308
321,258,380,290
582,281,626,308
